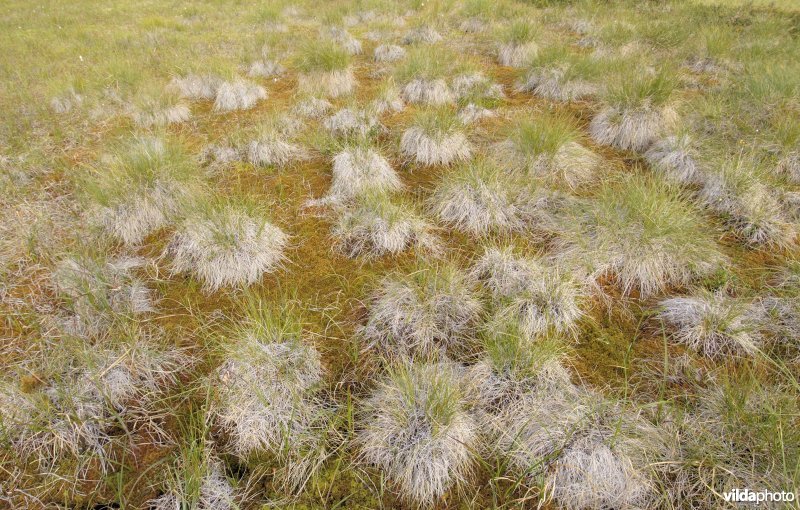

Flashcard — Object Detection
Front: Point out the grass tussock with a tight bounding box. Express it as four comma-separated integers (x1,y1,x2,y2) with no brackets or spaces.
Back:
169,74,224,100
429,158,534,236
393,48,466,105
246,120,309,168
129,90,190,127
700,155,797,249
493,264,587,341
554,175,725,297
361,262,482,359
1,331,186,482
83,137,199,246
165,198,288,292
495,112,602,188
293,96,333,118
323,107,380,138
52,253,154,336
401,108,472,166
327,144,402,201
295,40,355,98
658,289,763,357
518,45,604,101
327,26,362,55
644,133,702,185
357,361,477,507
402,25,444,45
590,70,679,152
332,193,440,259
374,44,406,63
469,322,574,412
213,79,267,112
498,21,539,67
212,300,331,490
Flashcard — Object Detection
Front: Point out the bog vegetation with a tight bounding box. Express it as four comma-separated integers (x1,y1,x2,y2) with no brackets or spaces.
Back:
0,0,798,508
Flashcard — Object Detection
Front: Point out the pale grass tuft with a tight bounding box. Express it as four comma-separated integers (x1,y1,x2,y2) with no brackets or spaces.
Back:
298,68,356,98
590,105,678,152
212,306,330,490
200,144,242,168
327,146,402,200
401,109,472,166
459,18,485,34
152,459,236,510
469,323,575,413
1,335,186,476
494,115,602,189
776,151,800,184
53,254,155,335
328,27,362,55
451,73,505,100
644,134,701,185
165,202,288,292
361,263,481,359
293,97,333,118
374,44,406,63
490,389,587,482
548,427,655,510
498,21,538,67
97,179,187,245
520,67,599,102
401,79,455,105
458,103,495,124
213,79,267,112
247,59,285,78
372,85,406,114
469,245,541,299
554,176,725,297
323,108,379,138
358,361,477,507
498,42,538,67
333,194,440,259
700,156,797,249
131,103,190,128
590,72,679,152
50,89,83,113
402,25,443,45
401,126,472,166
493,264,586,341
246,127,308,168
429,158,532,235
87,137,198,246
658,290,763,357
169,74,223,100
295,41,354,97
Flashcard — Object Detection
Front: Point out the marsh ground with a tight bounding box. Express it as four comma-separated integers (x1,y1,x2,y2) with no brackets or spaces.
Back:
0,0,798,508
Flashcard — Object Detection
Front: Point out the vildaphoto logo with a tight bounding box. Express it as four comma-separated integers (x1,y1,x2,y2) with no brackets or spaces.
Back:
722,488,796,505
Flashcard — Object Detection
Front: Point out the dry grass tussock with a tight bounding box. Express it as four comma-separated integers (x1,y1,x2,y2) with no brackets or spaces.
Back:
86,137,199,246
400,109,472,166
494,114,603,189
0,334,186,478
357,361,477,507
332,193,440,259
165,201,288,292
658,289,764,357
361,262,482,359
554,175,725,297
211,304,331,491
324,145,402,201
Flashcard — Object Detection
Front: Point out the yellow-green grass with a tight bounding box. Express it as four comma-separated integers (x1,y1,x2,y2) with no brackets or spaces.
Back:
1,0,798,507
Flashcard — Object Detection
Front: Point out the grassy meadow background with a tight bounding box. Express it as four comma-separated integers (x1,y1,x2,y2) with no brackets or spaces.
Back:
1,0,799,508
